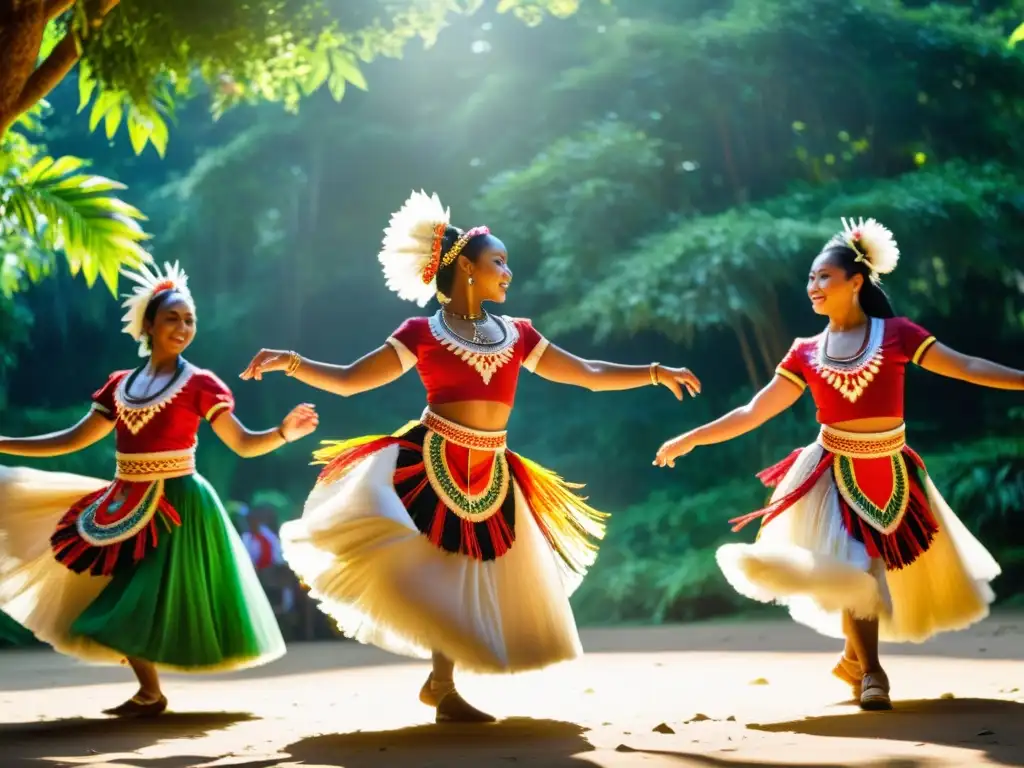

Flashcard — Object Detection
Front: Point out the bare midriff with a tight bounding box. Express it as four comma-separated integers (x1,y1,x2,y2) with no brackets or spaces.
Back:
828,416,905,433
428,401,514,468
429,401,513,433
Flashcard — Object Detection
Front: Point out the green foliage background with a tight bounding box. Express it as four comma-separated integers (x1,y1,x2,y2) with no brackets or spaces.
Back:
1,0,1023,636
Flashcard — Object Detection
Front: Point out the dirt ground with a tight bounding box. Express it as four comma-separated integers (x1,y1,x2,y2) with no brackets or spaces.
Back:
2,615,1023,768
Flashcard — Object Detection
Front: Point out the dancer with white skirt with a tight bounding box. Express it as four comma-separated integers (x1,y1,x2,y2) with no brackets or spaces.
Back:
240,190,702,722
654,218,1020,710
0,262,318,716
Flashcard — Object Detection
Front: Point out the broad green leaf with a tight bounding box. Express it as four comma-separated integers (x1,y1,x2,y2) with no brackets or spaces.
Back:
77,64,97,114
327,71,346,101
127,112,150,156
301,49,331,95
147,110,169,158
1010,22,1024,48
104,103,124,140
88,90,121,133
331,50,368,91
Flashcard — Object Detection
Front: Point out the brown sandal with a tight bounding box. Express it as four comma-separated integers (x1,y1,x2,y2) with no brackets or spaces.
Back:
860,672,892,711
419,673,495,723
102,693,168,718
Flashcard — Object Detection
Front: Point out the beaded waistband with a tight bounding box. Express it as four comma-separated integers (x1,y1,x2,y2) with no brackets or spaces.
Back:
115,448,196,481
420,409,507,451
817,424,906,458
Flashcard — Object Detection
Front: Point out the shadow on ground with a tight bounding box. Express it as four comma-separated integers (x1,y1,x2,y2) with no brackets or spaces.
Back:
748,697,1022,766
2,711,253,766
283,717,594,767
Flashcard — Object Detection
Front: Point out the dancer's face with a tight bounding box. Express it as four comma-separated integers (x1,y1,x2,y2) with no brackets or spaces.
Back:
464,235,513,305
807,251,862,317
146,295,196,356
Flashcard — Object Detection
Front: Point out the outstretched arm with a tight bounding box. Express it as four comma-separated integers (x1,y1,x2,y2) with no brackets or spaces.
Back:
918,343,1024,391
654,375,803,467
211,403,319,458
0,411,114,458
534,343,701,400
239,345,405,397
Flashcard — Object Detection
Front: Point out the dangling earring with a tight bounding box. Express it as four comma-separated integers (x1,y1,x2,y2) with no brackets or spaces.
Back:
467,276,475,286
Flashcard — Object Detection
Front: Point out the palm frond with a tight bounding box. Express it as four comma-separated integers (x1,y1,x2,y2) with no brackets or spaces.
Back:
3,155,152,295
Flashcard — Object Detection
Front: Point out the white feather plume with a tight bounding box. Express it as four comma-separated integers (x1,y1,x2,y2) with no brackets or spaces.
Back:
120,261,195,356
378,190,451,306
840,217,900,282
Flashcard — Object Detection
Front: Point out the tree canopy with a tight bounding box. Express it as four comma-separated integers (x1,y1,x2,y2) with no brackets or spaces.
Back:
0,0,596,148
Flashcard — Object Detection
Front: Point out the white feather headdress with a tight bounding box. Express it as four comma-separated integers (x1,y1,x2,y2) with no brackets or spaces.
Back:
120,261,195,356
378,190,451,307
838,217,900,283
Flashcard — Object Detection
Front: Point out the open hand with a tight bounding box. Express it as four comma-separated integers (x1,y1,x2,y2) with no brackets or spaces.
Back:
656,366,701,400
280,403,318,442
240,349,292,381
653,434,695,468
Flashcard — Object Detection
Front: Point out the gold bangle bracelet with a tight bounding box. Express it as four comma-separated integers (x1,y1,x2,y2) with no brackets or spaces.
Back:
285,351,302,377
649,362,661,386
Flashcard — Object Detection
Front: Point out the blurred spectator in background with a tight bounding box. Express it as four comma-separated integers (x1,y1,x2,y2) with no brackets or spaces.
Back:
229,492,335,642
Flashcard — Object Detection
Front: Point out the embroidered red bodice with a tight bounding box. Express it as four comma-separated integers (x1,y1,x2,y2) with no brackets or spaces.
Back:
386,313,549,407
775,316,936,425
90,362,236,452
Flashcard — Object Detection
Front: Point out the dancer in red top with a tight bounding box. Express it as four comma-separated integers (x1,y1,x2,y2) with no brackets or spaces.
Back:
655,218,1021,710
241,190,702,722
0,262,318,717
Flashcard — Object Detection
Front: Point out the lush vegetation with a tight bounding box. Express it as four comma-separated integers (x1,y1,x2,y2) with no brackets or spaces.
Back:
1,0,1022,635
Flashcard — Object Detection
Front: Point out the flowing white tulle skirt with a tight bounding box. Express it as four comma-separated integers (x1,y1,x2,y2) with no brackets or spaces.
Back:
716,442,1001,643
0,466,116,661
280,442,598,674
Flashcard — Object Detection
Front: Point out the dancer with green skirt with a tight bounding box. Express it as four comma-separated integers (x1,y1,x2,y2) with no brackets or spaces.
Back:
0,262,318,716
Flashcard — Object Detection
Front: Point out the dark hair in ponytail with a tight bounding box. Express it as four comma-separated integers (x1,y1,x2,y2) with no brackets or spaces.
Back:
819,243,896,319
435,227,493,299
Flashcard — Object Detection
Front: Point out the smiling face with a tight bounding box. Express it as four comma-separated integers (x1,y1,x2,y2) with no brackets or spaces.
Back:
807,248,864,317
463,234,513,304
144,293,196,356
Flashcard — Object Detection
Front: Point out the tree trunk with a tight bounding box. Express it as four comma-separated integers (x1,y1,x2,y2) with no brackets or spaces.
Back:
762,285,790,360
751,319,776,382
733,319,761,392
288,185,302,336
714,107,746,206
0,1,47,136
0,0,120,137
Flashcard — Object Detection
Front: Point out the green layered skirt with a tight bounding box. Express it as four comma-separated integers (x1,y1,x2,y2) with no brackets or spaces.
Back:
0,468,285,672
0,611,38,647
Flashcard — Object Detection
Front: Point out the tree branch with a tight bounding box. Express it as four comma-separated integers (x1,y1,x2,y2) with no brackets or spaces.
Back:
11,0,120,119
45,0,76,22
12,30,79,116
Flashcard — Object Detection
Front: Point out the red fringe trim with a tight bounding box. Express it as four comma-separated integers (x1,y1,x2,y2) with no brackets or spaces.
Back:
485,511,514,558
730,452,832,532
317,436,418,485
506,451,607,575
756,448,803,488
428,500,447,548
